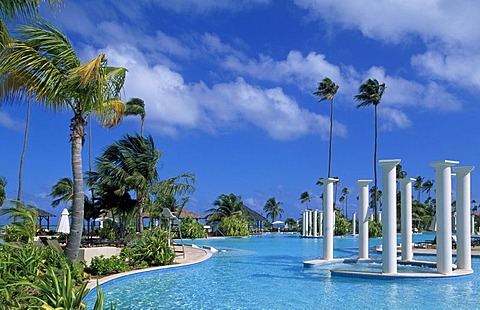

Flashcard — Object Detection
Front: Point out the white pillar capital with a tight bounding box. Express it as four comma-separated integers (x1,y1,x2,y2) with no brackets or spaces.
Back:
379,159,401,167
429,160,459,168
358,180,372,186
454,166,475,176
398,177,416,185
319,178,340,185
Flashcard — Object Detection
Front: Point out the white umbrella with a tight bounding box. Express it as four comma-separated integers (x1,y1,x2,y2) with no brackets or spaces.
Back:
272,220,284,225
57,208,70,234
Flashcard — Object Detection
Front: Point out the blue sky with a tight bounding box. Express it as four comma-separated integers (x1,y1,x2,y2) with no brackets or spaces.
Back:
1,0,480,224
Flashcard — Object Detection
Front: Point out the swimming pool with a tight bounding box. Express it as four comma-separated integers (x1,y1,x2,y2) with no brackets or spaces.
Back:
84,233,480,309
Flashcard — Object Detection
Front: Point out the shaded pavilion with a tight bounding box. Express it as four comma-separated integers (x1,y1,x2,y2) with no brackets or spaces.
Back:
36,208,56,230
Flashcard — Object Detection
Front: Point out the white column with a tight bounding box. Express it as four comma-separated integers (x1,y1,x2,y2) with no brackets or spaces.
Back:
302,210,306,237
321,178,339,260
358,180,371,259
399,178,415,261
308,210,312,236
472,215,475,235
430,160,458,275
319,212,323,237
313,210,318,237
378,211,382,223
379,159,401,274
352,212,357,235
370,214,374,222
454,166,474,271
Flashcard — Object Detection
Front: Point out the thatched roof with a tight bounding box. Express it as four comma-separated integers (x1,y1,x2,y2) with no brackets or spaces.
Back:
240,205,267,222
178,209,205,219
36,208,55,217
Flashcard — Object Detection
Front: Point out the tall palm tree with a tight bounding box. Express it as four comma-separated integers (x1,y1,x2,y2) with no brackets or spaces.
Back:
263,197,284,223
314,77,339,178
414,176,424,202
124,98,146,136
341,187,350,218
0,23,127,261
354,78,386,221
91,134,160,233
16,98,31,201
0,176,7,207
206,193,244,222
299,191,311,209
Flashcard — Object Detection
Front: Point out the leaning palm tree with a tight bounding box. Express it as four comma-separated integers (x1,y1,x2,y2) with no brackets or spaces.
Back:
263,197,284,223
0,23,127,261
90,134,160,233
49,177,74,207
314,77,339,178
354,78,386,221
422,179,434,204
124,98,146,135
341,187,350,218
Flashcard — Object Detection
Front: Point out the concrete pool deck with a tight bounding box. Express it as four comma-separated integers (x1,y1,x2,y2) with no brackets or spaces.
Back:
86,244,213,289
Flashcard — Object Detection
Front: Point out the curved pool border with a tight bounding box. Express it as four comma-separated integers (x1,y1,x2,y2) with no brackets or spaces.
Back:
86,244,213,291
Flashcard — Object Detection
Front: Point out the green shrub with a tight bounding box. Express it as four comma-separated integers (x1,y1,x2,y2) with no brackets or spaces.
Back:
179,216,205,239
99,220,116,240
368,220,383,237
334,216,351,236
220,214,249,237
121,228,175,267
86,255,129,276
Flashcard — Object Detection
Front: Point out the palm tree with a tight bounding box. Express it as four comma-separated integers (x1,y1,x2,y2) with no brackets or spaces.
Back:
90,134,160,233
354,78,386,221
422,179,434,205
16,98,31,201
0,23,127,261
206,193,244,222
299,191,311,209
314,77,339,178
49,177,74,207
124,98,146,136
284,218,297,230
0,176,7,207
340,187,350,219
263,197,284,223
414,176,424,202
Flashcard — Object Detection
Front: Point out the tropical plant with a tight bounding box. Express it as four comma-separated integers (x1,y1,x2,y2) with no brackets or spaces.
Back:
299,191,311,209
314,77,339,178
285,218,297,230
263,197,284,223
179,216,205,239
334,215,350,236
368,219,382,237
17,98,31,201
121,228,175,266
0,22,127,261
49,177,74,207
422,179,434,202
0,176,6,207
90,134,160,233
220,214,249,237
206,193,244,222
2,200,37,243
124,97,146,136
354,78,386,221
414,176,424,202
340,187,350,219
85,255,129,276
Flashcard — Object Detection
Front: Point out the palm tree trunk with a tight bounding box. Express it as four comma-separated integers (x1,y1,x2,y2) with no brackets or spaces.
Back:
64,115,85,261
17,98,31,201
138,195,145,233
327,99,334,178
141,116,145,136
373,104,378,222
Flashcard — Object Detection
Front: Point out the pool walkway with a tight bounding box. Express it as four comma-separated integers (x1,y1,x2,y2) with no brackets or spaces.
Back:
375,245,480,256
86,244,212,289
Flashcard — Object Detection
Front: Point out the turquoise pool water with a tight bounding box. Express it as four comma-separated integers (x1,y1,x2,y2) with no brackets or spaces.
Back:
85,233,479,309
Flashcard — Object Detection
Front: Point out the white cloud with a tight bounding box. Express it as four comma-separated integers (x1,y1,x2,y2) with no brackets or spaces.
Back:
294,0,480,46
0,112,24,131
101,44,339,141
